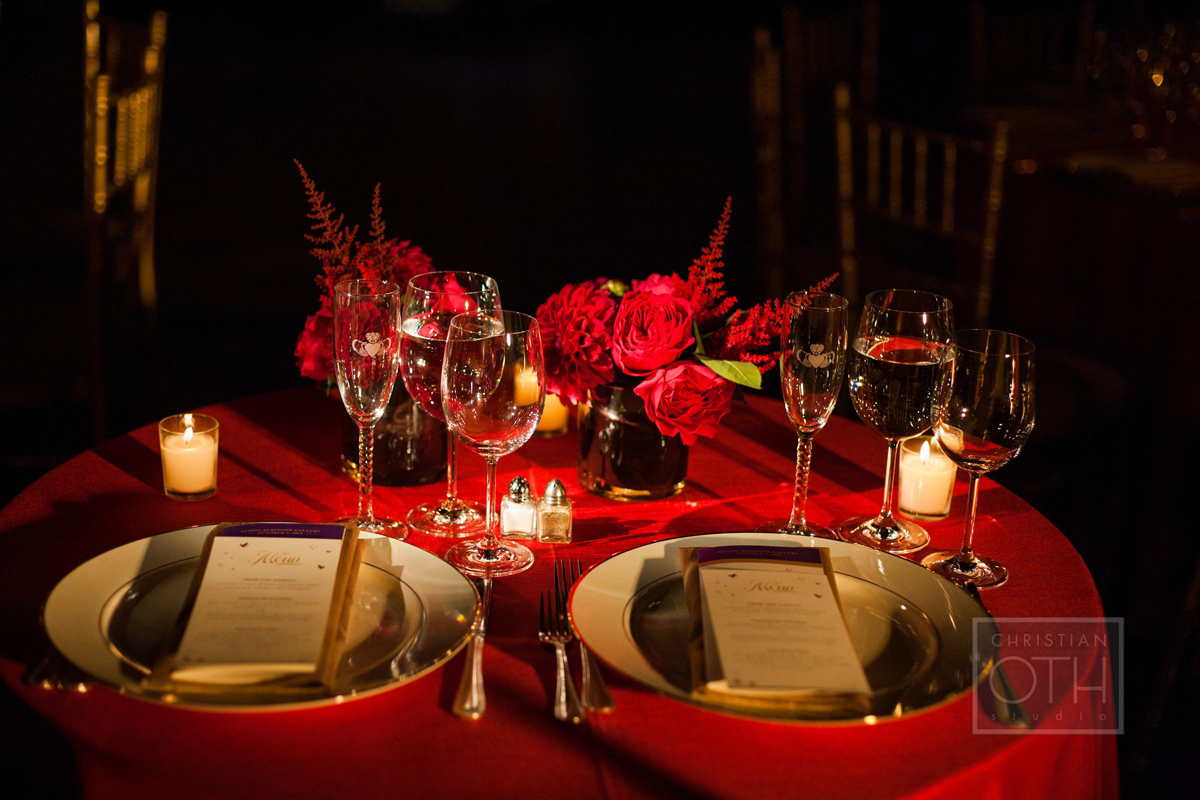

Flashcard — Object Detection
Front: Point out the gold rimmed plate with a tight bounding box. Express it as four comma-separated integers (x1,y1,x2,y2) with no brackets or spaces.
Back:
43,525,479,711
569,532,996,724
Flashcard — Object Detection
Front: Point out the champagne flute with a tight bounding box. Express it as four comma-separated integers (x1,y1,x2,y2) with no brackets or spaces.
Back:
758,292,848,537
400,271,501,537
442,311,543,577
921,330,1036,588
841,290,955,553
333,279,404,536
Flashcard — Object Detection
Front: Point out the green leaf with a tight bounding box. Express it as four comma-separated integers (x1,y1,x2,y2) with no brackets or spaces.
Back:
605,279,629,297
695,356,762,390
693,321,706,355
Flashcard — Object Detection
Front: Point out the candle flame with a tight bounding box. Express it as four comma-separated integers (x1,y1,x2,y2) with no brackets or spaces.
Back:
919,439,931,464
183,413,194,427
183,426,194,445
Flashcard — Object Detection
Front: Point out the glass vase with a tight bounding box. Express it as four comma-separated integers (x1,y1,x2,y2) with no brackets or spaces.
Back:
342,378,446,486
577,383,688,501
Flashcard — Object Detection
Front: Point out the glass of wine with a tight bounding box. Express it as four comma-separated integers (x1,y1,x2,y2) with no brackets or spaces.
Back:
758,292,848,537
921,330,1036,588
841,290,955,553
333,279,404,536
442,310,543,577
400,271,501,537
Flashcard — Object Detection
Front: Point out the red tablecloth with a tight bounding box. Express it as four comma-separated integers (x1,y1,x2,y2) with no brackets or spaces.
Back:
0,387,1118,799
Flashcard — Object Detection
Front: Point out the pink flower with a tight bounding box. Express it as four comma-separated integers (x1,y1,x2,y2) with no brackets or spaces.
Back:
537,282,619,404
634,361,735,445
295,305,334,382
631,273,683,296
612,291,695,375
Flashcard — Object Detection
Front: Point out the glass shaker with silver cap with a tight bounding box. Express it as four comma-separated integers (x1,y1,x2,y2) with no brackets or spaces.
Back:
537,478,572,543
500,476,536,540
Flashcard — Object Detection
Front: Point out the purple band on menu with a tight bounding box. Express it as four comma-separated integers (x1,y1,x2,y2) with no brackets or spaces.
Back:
218,523,347,540
696,545,823,565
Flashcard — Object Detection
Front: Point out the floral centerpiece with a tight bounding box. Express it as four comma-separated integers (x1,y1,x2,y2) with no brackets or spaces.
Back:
537,198,836,499
292,161,446,486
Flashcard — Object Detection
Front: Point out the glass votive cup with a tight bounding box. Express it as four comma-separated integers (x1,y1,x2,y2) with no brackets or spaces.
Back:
535,393,570,438
158,413,219,500
897,435,956,521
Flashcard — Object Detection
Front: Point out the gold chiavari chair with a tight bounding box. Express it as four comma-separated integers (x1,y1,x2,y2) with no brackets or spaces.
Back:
82,3,167,438
833,82,1008,327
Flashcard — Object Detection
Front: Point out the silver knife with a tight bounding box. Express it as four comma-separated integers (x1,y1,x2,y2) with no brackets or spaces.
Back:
453,577,492,719
966,581,1032,729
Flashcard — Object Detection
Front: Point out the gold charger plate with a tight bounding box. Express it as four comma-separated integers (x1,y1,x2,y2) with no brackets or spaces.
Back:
43,525,479,711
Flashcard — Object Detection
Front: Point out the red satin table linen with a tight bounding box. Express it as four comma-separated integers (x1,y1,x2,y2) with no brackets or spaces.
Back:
0,387,1118,799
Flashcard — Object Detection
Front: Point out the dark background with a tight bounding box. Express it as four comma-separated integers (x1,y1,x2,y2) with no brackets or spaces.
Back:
2,0,1197,796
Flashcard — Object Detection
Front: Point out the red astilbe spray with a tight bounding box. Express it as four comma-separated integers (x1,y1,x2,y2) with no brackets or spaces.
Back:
707,272,840,373
678,196,738,328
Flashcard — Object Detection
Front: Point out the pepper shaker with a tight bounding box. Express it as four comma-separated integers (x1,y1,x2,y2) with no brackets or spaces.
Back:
500,476,537,540
537,478,573,543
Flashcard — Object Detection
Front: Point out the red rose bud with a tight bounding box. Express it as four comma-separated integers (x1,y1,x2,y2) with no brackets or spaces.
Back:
612,291,695,376
295,306,334,382
633,361,735,445
630,273,684,296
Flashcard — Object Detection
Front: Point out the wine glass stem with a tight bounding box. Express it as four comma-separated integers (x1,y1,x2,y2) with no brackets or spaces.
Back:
956,473,982,564
876,439,901,526
482,457,499,551
787,433,814,531
445,428,459,501
357,422,375,525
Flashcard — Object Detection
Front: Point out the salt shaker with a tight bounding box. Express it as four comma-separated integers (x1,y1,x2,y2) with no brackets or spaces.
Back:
500,476,537,539
537,478,572,543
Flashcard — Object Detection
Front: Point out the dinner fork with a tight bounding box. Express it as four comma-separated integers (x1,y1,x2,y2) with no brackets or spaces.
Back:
567,559,615,713
539,585,585,723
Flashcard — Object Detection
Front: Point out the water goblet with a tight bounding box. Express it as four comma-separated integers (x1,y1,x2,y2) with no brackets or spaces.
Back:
840,290,955,553
442,310,543,577
400,271,502,537
921,330,1036,588
758,292,848,537
333,279,404,537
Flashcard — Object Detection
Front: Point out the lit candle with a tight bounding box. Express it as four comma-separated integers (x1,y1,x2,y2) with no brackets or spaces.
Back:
536,393,569,436
513,366,541,407
897,436,956,520
159,413,219,499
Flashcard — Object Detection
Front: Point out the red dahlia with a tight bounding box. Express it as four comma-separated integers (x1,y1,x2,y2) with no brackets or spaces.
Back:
536,281,619,404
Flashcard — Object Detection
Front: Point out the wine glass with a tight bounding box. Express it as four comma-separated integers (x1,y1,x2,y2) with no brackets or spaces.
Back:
400,271,502,537
333,279,404,537
840,290,955,553
441,310,543,577
921,330,1036,588
758,292,848,537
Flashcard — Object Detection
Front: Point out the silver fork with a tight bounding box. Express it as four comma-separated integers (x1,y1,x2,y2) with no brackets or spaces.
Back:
568,559,615,713
539,579,585,723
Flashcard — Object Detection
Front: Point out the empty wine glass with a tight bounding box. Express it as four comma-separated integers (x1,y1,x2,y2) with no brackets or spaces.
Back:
841,290,955,553
333,279,404,537
400,271,502,537
921,330,1036,588
758,292,848,537
442,310,543,577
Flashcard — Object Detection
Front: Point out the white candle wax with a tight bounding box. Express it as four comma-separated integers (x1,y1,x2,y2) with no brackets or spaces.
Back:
161,429,218,494
514,366,541,408
898,437,956,518
537,393,569,433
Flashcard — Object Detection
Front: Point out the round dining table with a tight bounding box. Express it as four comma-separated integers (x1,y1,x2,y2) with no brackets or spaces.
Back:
0,386,1118,799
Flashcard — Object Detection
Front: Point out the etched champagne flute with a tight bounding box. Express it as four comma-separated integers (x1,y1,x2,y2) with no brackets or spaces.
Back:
442,311,543,577
921,330,1036,588
400,271,501,537
758,292,848,537
840,290,955,553
333,279,404,536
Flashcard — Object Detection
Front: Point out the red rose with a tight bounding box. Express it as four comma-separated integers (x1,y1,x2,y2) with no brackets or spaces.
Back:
295,305,334,382
537,281,618,404
612,290,695,375
634,361,735,445
631,273,683,296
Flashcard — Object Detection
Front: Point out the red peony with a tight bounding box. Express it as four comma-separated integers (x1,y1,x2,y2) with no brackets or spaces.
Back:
537,282,619,404
634,361,735,445
631,273,683,296
295,305,334,382
612,290,695,375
